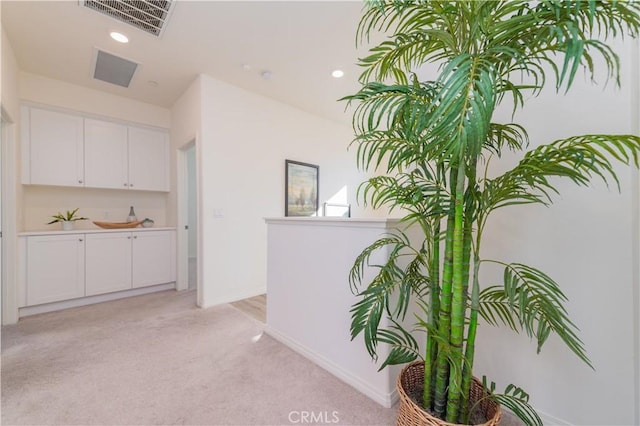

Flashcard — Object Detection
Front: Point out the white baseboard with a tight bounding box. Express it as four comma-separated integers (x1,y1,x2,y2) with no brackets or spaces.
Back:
539,410,572,425
264,325,397,408
502,405,571,426
19,283,176,317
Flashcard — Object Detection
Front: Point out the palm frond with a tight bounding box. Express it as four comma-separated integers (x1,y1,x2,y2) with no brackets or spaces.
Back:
517,134,638,190
478,378,543,426
357,169,451,217
349,232,414,293
349,230,430,359
479,262,592,369
376,319,422,370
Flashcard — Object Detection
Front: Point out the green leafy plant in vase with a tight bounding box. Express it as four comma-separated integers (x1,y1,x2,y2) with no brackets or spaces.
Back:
47,208,89,231
343,1,640,425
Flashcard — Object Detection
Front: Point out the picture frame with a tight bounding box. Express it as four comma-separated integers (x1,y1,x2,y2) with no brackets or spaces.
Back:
285,160,319,217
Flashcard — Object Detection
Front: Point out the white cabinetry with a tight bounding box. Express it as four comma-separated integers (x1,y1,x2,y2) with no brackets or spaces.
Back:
132,231,174,288
128,126,170,192
19,229,176,309
21,105,169,192
25,234,85,305
84,119,129,189
22,106,84,187
85,232,132,296
85,230,175,296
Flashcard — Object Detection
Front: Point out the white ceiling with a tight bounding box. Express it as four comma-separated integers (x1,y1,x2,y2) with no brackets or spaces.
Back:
1,0,371,125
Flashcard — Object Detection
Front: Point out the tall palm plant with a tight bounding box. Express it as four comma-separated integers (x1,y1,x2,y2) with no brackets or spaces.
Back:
344,1,640,425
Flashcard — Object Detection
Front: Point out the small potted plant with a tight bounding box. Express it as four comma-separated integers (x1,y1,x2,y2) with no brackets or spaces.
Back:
47,208,88,231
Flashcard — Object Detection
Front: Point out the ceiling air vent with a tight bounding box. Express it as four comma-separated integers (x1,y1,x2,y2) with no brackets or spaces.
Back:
82,0,174,37
93,49,139,88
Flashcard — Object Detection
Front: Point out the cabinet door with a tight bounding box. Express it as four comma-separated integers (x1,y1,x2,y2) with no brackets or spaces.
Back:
27,107,84,187
132,231,175,288
26,235,85,305
128,126,169,192
85,232,132,296
84,119,129,190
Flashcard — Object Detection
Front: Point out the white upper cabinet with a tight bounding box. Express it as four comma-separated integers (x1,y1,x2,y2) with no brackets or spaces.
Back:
22,105,169,192
128,126,170,192
23,106,84,187
84,119,129,189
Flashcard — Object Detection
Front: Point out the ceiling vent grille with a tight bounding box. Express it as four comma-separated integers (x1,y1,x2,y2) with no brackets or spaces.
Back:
82,0,174,37
93,49,139,88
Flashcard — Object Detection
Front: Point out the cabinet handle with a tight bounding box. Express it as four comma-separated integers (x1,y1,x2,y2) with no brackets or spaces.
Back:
124,183,128,187
133,236,137,239
78,180,83,184
128,236,131,239
79,238,83,242
129,184,134,187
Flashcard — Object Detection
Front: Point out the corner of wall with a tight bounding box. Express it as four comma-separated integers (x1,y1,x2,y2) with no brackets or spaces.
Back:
630,37,640,426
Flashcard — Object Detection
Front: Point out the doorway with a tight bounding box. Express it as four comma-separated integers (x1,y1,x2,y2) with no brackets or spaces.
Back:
176,140,199,304
186,145,197,290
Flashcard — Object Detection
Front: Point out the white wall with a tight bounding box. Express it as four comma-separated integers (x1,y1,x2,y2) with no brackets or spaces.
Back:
23,186,168,231
473,39,639,425
194,74,376,307
1,29,20,118
19,72,170,128
265,218,402,408
632,38,640,426
19,73,172,231
1,26,21,324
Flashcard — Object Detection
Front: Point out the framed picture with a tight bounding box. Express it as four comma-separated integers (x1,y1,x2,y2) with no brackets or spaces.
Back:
285,160,319,216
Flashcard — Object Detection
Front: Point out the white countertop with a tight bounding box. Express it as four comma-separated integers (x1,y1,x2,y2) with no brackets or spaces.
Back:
19,227,176,236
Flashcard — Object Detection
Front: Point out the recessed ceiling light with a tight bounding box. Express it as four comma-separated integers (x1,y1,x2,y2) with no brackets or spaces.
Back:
242,64,252,71
332,69,344,78
261,70,273,80
110,31,129,43
148,80,159,87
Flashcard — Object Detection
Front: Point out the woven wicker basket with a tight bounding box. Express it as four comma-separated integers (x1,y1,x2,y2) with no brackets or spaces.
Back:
396,361,502,426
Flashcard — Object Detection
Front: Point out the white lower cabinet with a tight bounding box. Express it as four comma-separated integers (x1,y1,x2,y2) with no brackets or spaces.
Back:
132,231,174,288
25,234,85,305
20,229,175,307
85,232,133,296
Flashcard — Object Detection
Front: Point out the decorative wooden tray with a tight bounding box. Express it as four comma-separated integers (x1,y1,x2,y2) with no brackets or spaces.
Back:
93,220,144,229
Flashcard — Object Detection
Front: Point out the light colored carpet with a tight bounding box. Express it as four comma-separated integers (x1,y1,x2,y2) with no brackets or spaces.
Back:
1,290,397,425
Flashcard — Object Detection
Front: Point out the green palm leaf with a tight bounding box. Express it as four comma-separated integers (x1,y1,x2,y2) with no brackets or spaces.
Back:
479,262,592,369
478,378,543,426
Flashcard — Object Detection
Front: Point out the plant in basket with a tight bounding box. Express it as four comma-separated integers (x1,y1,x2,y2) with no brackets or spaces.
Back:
343,1,640,425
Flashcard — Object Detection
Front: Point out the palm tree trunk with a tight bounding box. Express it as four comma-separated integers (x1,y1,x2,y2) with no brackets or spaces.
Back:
460,254,481,424
457,162,476,419
445,162,467,422
423,217,441,410
432,168,458,418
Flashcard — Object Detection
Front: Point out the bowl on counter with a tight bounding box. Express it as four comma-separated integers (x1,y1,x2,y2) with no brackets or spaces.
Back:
93,220,144,229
